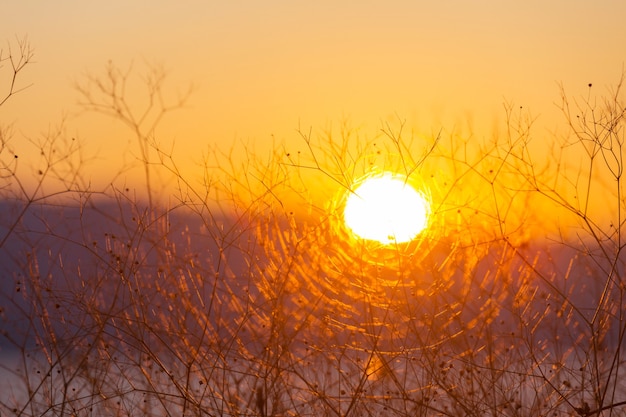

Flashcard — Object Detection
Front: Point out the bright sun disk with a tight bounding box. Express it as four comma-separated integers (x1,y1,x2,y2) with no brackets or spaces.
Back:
343,174,429,244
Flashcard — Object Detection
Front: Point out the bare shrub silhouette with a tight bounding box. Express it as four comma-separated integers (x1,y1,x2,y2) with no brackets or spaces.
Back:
1,46,626,417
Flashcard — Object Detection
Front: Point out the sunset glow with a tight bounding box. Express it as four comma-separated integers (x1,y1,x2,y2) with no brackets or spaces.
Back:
3,3,626,415
343,173,429,244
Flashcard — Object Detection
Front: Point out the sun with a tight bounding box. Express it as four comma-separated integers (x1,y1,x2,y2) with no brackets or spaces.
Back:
343,173,430,244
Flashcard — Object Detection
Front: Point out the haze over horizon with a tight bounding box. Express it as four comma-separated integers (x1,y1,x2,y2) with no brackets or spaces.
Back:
2,1,626,237
3,2,625,166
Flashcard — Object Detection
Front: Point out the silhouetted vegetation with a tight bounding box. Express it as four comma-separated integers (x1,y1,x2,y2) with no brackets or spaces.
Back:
1,39,626,416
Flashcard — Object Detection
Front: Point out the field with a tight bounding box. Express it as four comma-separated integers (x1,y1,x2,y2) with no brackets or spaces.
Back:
2,40,626,417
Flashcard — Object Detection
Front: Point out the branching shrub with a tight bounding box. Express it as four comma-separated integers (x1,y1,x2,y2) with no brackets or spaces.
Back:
1,45,626,417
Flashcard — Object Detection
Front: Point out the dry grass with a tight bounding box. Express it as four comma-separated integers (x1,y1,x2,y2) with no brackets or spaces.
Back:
1,40,626,416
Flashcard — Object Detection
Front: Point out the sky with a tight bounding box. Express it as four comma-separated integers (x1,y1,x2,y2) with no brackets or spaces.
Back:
2,1,626,211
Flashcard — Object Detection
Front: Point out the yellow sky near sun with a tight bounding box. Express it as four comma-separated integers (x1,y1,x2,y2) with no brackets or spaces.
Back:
1,1,626,236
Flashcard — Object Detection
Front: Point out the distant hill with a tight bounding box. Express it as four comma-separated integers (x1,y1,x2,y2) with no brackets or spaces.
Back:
1,195,624,358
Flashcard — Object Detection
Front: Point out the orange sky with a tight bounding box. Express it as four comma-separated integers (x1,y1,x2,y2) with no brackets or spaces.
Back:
2,1,626,234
